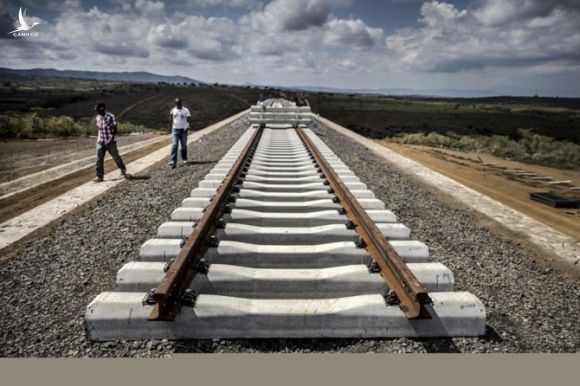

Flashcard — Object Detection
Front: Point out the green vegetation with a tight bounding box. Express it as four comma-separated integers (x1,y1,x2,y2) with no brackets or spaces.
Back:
0,80,260,136
318,94,580,114
387,129,580,170
1,77,579,170
0,111,149,139
318,94,491,113
311,94,580,143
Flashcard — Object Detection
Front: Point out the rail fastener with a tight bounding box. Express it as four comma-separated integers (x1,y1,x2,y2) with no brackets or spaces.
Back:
296,128,431,319
146,125,264,321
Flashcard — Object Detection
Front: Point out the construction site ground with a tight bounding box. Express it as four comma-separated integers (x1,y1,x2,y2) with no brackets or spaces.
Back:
378,141,580,241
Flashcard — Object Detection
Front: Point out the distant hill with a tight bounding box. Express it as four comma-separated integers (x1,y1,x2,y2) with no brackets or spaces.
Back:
291,85,505,98
241,82,502,98
0,67,205,85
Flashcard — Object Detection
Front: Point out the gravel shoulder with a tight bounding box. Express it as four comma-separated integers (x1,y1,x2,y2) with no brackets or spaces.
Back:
312,122,579,353
0,120,578,357
0,119,247,357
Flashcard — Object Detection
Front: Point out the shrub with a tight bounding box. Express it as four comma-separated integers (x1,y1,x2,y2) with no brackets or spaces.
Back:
387,130,580,170
0,112,150,140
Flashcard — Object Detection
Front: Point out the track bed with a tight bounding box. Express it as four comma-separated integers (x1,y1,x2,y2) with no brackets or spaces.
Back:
86,102,485,340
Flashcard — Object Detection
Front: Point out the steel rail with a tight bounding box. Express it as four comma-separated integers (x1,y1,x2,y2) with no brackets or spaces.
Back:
296,127,431,318
148,125,264,321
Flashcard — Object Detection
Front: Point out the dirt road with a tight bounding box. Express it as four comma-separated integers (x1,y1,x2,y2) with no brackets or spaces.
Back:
0,135,170,224
0,134,157,183
378,141,580,241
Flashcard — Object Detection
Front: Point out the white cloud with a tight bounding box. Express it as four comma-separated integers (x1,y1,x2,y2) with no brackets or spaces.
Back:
474,0,580,26
324,18,385,48
133,0,165,16
147,24,188,49
420,0,466,26
243,33,301,55
245,0,343,32
1,0,579,95
182,16,239,60
385,0,580,73
1,2,241,70
188,0,260,8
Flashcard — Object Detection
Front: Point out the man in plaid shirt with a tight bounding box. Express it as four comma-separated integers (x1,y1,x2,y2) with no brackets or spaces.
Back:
94,102,127,182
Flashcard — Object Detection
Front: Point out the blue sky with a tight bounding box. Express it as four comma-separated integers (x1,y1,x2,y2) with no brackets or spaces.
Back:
1,0,579,96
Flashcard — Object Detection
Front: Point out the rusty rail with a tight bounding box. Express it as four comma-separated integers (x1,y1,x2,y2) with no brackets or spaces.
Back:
296,128,431,318
147,125,264,321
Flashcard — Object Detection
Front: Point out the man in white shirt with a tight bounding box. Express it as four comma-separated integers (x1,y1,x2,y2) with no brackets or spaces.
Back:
169,98,191,168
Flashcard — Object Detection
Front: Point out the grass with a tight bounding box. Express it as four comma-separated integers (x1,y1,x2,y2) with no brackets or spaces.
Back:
386,129,580,170
0,111,150,140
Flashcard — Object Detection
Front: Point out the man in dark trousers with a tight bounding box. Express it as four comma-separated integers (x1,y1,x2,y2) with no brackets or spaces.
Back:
169,98,191,168
94,102,127,182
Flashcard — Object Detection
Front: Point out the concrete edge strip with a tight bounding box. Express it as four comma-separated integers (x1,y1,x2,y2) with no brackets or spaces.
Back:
0,135,170,199
0,109,249,252
318,116,580,269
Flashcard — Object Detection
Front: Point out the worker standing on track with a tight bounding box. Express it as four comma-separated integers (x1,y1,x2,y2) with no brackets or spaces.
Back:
94,102,127,182
168,98,191,169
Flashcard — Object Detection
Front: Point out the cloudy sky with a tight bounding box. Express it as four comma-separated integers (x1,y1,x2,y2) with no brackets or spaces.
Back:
1,0,579,96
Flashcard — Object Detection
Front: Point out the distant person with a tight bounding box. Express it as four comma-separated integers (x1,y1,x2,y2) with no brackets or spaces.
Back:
94,102,127,182
292,94,300,106
169,98,191,168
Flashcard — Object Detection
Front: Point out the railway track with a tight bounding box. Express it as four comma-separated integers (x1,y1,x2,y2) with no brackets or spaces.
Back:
86,99,485,341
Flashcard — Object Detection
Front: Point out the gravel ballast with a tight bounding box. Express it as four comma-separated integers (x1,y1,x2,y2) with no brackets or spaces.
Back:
0,119,578,356
0,118,247,357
